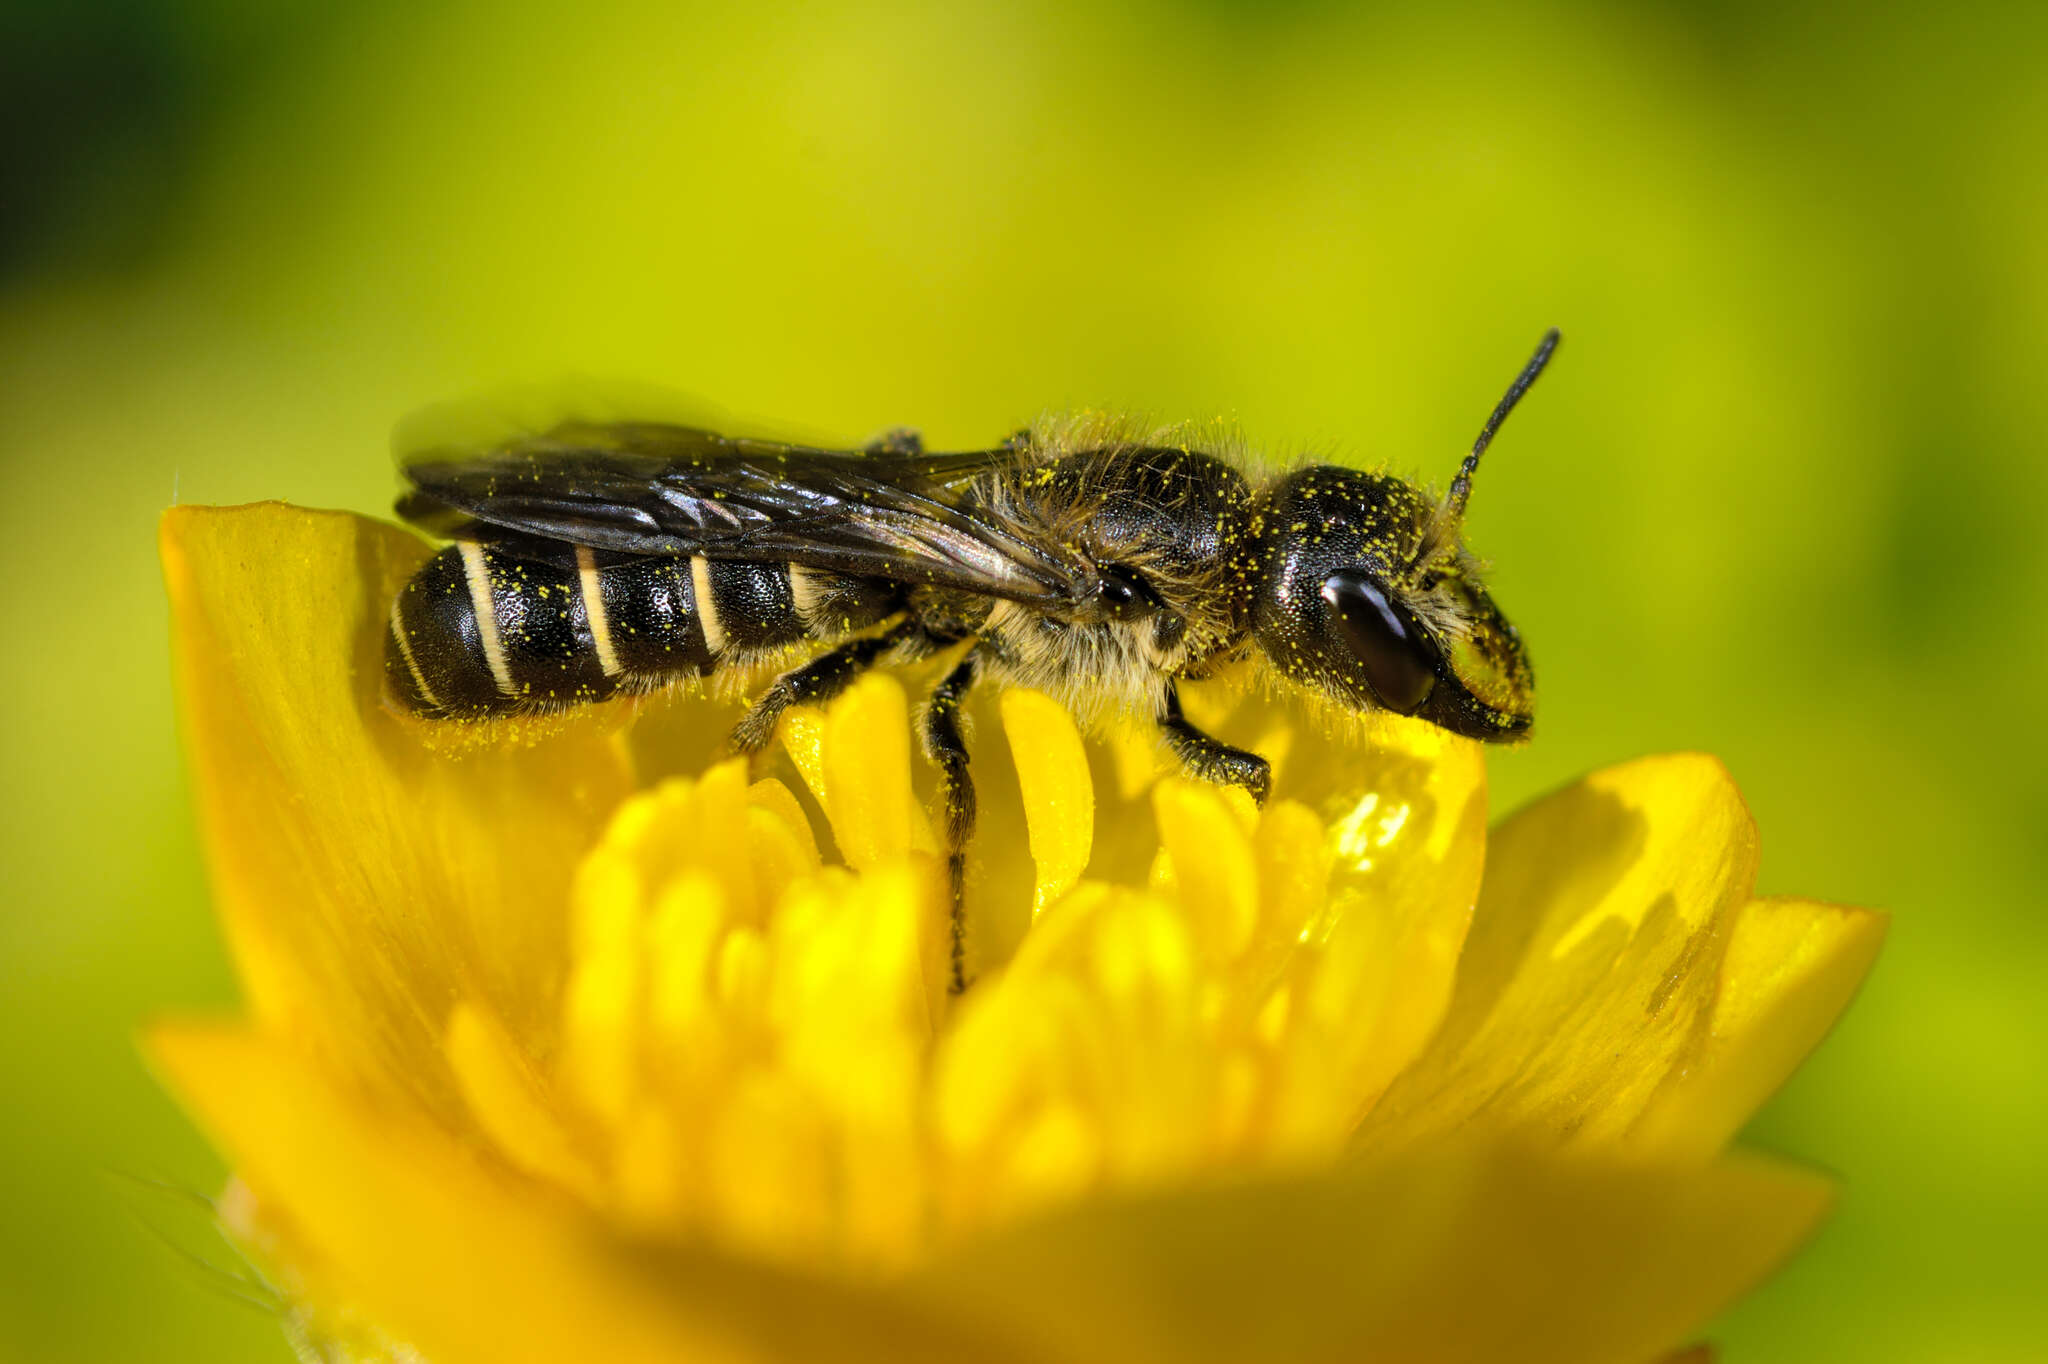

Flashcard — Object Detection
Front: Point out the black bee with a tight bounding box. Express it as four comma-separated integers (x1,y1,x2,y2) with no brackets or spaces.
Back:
387,331,1558,990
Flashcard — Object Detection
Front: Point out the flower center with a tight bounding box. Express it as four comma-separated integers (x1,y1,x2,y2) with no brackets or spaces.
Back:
440,675,1483,1273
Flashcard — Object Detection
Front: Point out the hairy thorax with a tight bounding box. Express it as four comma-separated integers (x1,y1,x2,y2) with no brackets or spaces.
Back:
932,445,1260,720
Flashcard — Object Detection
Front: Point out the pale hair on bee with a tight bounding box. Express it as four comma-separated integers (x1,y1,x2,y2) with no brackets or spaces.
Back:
384,330,1559,991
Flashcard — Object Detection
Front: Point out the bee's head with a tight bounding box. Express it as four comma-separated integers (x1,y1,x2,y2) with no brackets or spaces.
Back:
1250,331,1556,741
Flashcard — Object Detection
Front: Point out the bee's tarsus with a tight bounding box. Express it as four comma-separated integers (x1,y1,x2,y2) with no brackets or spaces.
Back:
922,652,982,997
1158,685,1272,806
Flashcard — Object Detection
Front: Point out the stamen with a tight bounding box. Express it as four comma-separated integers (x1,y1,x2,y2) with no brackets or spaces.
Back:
999,689,1095,915
1153,780,1260,964
445,1003,602,1200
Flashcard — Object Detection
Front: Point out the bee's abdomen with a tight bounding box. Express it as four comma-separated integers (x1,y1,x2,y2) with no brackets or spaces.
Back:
385,541,891,720
385,542,630,718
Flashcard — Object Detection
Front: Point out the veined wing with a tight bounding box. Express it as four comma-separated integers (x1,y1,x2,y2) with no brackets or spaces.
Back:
397,420,1097,605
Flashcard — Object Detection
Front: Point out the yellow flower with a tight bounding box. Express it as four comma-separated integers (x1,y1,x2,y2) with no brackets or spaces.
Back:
155,503,1885,1364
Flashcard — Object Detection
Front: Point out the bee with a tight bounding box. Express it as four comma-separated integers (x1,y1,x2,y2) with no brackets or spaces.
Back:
387,330,1558,990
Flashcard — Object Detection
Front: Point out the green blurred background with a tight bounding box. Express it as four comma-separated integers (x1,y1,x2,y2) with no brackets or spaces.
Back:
3,0,2043,1359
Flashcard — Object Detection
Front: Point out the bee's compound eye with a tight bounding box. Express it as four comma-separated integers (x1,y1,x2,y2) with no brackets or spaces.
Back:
1321,568,1437,714
1098,564,1159,617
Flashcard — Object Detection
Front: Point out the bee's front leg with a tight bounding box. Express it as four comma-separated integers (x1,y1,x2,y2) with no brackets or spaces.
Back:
921,651,981,996
1157,684,1271,807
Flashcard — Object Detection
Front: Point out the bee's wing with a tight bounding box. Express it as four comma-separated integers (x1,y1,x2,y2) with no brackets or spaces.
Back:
398,421,1096,605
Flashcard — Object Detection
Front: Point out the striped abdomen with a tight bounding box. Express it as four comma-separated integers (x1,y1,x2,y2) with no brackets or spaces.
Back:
385,540,897,719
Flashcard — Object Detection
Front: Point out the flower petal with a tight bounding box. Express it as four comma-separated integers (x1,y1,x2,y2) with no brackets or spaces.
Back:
1265,719,1489,1148
1362,753,1758,1151
161,505,632,1125
1630,896,1888,1158
155,1017,1832,1364
908,1142,1833,1364
150,1023,1035,1364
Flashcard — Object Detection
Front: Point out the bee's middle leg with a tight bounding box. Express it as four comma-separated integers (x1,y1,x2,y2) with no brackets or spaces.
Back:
921,651,981,996
1158,684,1271,806
729,623,910,755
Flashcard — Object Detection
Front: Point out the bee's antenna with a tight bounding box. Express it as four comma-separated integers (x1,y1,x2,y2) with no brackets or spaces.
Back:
1444,328,1560,520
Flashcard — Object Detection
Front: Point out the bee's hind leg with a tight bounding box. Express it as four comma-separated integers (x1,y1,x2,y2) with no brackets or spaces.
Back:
729,622,913,756
1158,684,1271,806
921,651,982,996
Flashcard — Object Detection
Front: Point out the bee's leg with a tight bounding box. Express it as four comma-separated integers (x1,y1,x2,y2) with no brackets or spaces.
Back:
729,624,911,755
922,651,982,995
1158,685,1271,806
